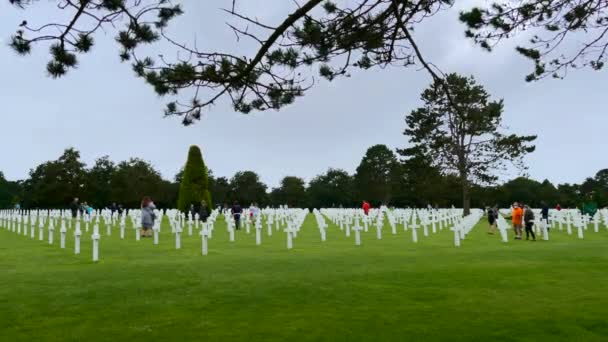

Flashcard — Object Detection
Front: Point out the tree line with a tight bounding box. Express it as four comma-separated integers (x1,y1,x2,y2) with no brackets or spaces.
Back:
1,146,605,210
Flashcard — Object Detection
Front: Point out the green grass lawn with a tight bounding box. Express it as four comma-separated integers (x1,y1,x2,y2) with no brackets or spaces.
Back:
1,214,607,341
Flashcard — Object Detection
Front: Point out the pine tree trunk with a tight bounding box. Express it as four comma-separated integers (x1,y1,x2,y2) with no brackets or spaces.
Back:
460,171,471,216
462,180,471,216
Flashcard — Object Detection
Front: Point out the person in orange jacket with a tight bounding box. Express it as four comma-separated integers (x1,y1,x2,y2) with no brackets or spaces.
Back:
362,201,371,216
511,202,524,240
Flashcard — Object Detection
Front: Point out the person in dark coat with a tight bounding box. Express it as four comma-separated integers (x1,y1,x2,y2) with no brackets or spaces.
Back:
541,201,550,230
232,201,242,230
524,205,536,241
189,204,197,221
487,205,498,234
70,198,79,218
199,200,209,223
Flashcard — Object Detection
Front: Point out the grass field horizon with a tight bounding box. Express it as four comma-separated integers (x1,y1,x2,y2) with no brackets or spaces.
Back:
1,214,607,341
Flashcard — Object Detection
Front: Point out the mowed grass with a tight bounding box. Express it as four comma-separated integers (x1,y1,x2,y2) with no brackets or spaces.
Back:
1,214,607,342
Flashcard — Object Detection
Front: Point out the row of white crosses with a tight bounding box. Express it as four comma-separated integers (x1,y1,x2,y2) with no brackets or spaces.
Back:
318,207,469,247
0,209,108,262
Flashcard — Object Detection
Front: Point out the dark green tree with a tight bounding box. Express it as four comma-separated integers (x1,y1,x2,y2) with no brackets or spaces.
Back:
208,171,230,208
308,168,354,208
84,156,116,208
177,145,212,212
592,169,608,206
110,158,166,208
0,172,22,209
354,144,400,205
229,171,267,206
557,183,581,208
400,74,536,215
22,148,86,208
498,177,543,207
271,176,308,208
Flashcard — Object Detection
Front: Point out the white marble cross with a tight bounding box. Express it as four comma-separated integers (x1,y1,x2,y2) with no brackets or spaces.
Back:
60,219,67,249
92,224,100,262
353,218,362,246
74,223,82,255
48,219,54,245
200,226,210,255
255,219,262,246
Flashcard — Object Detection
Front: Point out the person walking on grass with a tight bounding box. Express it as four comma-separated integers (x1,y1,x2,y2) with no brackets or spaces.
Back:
199,200,209,223
487,205,498,234
511,202,524,239
70,197,79,219
541,201,550,230
524,205,536,241
141,196,156,238
362,201,371,216
232,201,243,230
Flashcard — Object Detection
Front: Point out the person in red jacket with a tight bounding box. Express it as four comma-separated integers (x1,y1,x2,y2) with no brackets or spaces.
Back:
362,201,371,215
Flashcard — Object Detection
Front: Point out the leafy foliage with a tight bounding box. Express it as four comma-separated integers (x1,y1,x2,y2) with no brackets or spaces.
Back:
460,0,608,81
354,144,401,205
229,171,268,206
271,176,308,207
308,168,354,208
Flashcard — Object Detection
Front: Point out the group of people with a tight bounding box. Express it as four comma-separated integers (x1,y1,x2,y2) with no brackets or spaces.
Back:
487,202,553,241
69,198,94,218
188,200,210,223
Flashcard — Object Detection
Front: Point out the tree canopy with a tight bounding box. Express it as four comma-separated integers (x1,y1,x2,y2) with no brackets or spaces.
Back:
400,73,537,214
8,0,602,124
354,144,400,205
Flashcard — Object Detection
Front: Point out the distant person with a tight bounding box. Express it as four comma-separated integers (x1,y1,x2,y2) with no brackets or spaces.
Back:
117,204,124,217
78,202,85,217
511,202,523,240
487,206,498,234
523,205,536,241
556,203,562,211
232,201,243,230
70,198,79,219
140,196,156,237
110,202,117,216
199,200,209,223
84,202,93,216
541,201,550,230
189,203,197,221
362,201,371,216
250,202,260,222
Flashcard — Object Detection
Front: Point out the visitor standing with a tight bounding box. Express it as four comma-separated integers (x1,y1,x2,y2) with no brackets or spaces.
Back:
250,202,260,222
141,196,156,237
511,202,523,239
70,198,79,219
556,203,562,211
199,200,209,223
189,203,197,221
232,201,243,230
487,206,498,234
524,205,536,241
541,201,549,230
362,201,371,216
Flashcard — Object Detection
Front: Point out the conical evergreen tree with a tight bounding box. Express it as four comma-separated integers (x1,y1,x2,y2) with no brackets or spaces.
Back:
177,145,212,212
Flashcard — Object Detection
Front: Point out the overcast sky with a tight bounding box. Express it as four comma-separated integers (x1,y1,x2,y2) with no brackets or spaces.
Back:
1,1,606,188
